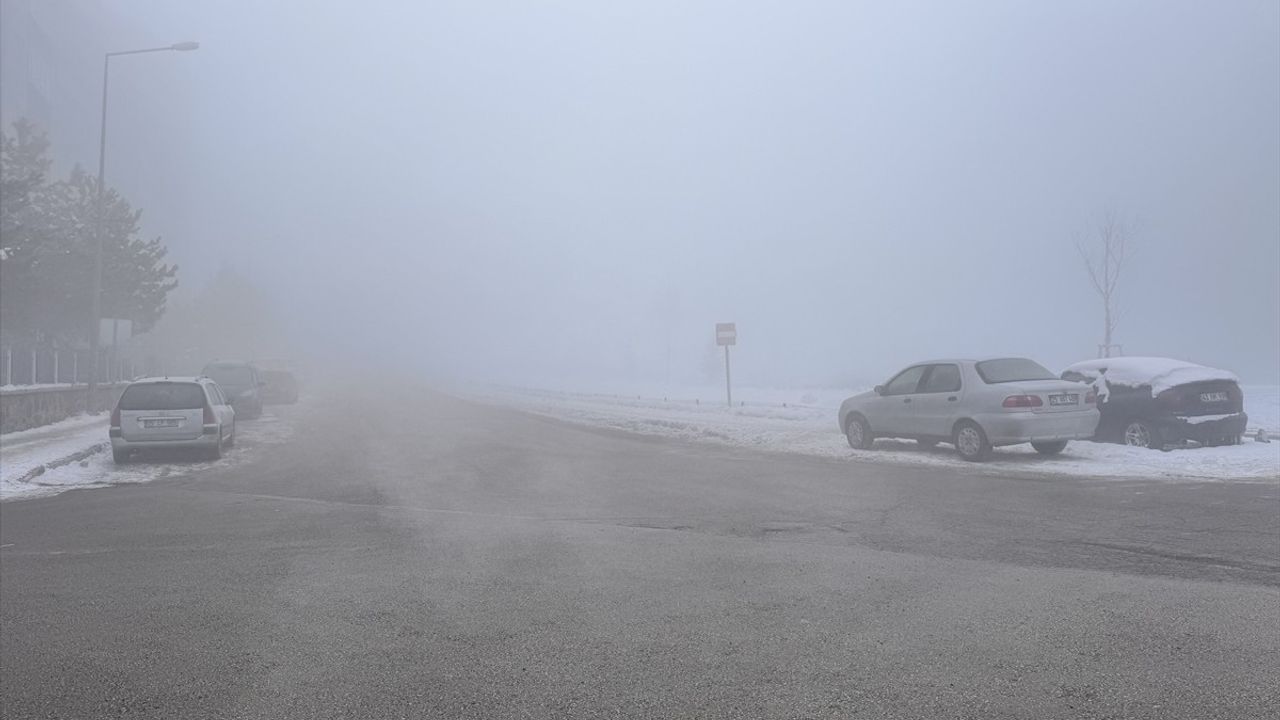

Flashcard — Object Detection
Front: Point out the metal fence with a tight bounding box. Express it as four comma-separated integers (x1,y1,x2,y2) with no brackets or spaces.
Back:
0,346,162,387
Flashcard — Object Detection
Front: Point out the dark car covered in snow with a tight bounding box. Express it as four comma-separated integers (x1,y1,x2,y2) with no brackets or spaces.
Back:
1061,357,1247,449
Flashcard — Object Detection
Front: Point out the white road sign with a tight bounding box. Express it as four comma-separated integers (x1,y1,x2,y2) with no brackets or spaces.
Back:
716,322,737,346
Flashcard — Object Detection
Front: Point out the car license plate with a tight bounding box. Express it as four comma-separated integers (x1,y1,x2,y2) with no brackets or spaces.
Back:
1200,391,1228,403
1048,393,1078,406
143,418,180,428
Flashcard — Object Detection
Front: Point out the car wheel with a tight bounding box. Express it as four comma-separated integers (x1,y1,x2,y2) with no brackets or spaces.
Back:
225,423,236,448
112,448,130,464
845,414,874,450
1122,419,1161,450
954,420,991,462
1031,440,1068,456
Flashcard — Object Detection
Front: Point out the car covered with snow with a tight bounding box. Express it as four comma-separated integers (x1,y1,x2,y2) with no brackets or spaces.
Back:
1061,357,1247,449
838,358,1100,461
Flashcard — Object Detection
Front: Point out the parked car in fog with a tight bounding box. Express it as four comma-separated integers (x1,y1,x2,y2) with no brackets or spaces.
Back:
1061,357,1247,449
201,361,266,418
110,377,235,463
839,358,1100,461
261,369,299,405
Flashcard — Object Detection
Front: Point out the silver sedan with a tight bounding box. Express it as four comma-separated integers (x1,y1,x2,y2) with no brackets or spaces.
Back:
110,377,236,463
838,358,1100,461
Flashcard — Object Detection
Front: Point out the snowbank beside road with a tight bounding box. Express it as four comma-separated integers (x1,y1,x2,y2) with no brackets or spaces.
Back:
0,415,110,489
0,408,298,502
469,384,1280,482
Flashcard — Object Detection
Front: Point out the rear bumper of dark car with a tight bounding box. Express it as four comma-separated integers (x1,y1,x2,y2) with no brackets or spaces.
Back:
1158,412,1248,444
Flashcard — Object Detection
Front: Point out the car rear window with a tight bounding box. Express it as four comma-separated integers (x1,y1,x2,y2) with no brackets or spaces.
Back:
118,383,207,411
204,365,253,386
975,358,1056,384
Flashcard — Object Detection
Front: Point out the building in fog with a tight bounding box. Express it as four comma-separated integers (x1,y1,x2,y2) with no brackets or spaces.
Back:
0,0,106,173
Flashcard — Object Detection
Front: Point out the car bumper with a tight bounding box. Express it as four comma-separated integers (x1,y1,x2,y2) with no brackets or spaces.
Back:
1160,412,1248,444
976,409,1100,446
111,434,219,453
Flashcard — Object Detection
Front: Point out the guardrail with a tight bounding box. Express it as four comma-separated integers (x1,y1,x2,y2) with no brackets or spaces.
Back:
0,383,129,434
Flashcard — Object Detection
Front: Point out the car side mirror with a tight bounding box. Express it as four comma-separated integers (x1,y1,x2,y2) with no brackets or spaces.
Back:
874,384,886,396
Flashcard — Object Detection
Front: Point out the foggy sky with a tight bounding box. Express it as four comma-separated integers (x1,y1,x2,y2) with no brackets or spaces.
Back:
96,0,1279,387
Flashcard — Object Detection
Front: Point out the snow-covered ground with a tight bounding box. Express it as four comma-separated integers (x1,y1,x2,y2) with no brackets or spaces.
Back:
467,383,1280,483
0,414,111,488
0,407,297,502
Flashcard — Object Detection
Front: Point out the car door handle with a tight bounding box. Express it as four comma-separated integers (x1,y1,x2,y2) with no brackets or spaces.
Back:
948,396,958,402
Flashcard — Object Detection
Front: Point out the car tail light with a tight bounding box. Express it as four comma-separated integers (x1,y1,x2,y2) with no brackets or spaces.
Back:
1002,395,1043,408
203,403,216,424
110,407,121,427
1085,389,1097,404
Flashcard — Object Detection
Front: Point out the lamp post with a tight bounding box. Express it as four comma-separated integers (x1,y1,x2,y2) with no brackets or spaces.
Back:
87,41,198,404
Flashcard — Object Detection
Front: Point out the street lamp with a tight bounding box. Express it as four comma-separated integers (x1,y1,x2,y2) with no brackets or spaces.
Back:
87,41,198,403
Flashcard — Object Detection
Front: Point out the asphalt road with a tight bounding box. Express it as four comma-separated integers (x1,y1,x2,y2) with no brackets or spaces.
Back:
2,387,1278,719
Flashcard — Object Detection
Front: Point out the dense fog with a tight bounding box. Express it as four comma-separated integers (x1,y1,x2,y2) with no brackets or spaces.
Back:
42,1,1280,388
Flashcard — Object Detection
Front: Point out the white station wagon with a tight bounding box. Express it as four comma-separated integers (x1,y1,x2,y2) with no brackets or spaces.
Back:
838,358,1100,461
110,377,236,463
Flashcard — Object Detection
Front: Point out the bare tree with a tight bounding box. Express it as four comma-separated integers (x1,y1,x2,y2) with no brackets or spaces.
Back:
1076,211,1135,358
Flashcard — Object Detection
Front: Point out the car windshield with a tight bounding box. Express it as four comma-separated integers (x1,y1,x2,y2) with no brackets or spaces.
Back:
975,358,1057,384
204,366,252,386
118,383,206,411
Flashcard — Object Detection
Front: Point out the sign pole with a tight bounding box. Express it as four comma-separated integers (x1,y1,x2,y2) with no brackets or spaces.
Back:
715,322,737,408
724,345,732,407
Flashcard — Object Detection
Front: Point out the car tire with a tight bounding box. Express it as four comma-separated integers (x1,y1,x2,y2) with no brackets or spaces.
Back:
954,420,991,462
1122,419,1162,450
225,423,236,448
845,414,874,450
1031,440,1068,456
112,448,130,464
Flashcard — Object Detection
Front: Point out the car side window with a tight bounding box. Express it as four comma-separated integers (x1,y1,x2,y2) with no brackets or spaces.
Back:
884,366,928,396
921,364,961,394
210,385,225,406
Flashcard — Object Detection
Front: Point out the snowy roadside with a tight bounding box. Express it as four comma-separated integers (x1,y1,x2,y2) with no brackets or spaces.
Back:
0,407,298,502
0,415,111,488
465,384,1280,483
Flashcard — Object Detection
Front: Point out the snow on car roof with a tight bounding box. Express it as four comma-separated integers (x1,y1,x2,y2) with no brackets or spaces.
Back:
1063,357,1238,396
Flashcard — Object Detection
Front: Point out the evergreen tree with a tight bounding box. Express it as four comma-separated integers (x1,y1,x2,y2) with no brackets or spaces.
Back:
0,120,54,343
0,121,179,346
